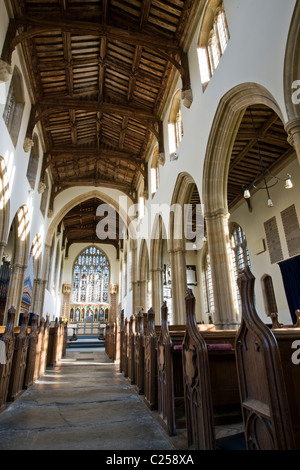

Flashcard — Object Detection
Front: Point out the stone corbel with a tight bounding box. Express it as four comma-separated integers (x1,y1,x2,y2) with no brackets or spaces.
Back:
38,181,46,194
23,137,34,153
0,59,12,83
158,152,165,166
181,88,193,109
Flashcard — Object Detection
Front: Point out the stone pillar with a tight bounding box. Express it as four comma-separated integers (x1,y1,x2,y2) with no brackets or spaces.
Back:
61,283,72,321
109,284,118,322
169,247,187,325
205,209,239,330
4,263,27,325
150,267,163,324
132,279,140,317
285,118,300,166
139,279,147,312
31,278,47,318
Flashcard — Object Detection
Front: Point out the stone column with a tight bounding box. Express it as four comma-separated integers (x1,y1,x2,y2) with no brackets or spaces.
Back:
169,247,187,325
31,278,47,318
4,263,27,325
150,267,163,324
205,209,239,330
139,279,147,312
61,283,72,321
131,279,140,316
285,118,300,166
109,284,118,322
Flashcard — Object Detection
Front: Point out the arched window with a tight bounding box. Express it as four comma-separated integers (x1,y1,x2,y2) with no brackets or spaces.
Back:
139,179,145,220
151,148,159,196
26,135,40,189
168,90,183,158
71,246,110,305
230,223,251,313
3,67,25,147
198,1,230,88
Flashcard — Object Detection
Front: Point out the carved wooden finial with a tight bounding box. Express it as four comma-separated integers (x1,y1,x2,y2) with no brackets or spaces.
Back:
294,309,300,328
147,307,155,335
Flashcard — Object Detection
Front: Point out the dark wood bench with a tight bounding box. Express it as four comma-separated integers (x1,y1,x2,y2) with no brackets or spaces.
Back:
0,307,16,408
144,308,158,410
7,313,30,402
134,310,145,395
236,267,300,450
23,314,39,389
182,289,242,450
127,315,136,385
157,302,186,436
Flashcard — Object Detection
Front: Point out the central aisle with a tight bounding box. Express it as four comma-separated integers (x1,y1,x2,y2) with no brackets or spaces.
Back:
0,346,181,451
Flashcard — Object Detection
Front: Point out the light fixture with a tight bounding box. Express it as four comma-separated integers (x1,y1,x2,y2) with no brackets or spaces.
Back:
242,108,293,207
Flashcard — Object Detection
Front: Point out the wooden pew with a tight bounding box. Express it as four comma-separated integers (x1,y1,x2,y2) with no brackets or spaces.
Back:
182,289,243,450
33,316,46,382
157,300,241,439
47,318,67,367
23,314,39,389
119,311,125,373
105,322,120,362
122,318,129,378
7,313,30,402
144,308,158,410
0,307,16,408
157,302,186,436
235,267,300,450
127,315,136,385
39,314,50,377
134,310,145,395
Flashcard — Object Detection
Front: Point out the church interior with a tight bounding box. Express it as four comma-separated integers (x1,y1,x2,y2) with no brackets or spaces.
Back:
0,0,300,451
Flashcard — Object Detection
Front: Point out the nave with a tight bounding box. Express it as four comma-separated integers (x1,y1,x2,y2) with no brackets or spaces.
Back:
0,339,242,451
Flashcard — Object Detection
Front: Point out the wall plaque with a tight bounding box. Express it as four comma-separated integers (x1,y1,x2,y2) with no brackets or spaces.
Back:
264,216,283,264
281,204,300,257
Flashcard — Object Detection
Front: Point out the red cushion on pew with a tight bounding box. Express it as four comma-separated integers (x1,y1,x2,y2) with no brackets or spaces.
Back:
207,343,233,351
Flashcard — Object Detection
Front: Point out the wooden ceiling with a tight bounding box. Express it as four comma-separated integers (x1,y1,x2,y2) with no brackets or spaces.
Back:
4,0,200,249
60,197,124,257
228,105,295,209
7,0,199,202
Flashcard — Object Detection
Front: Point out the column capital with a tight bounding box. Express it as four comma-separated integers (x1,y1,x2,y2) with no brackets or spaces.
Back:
204,207,229,220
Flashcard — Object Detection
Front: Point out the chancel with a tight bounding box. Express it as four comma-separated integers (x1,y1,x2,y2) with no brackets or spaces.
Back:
0,0,300,452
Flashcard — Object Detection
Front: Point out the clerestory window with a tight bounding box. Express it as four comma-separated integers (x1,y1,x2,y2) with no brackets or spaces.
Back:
198,2,230,88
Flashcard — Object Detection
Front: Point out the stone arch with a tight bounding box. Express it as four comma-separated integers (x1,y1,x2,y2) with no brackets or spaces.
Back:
203,83,284,215
169,172,203,323
202,82,284,328
4,204,31,324
283,0,300,163
150,214,169,323
40,189,137,318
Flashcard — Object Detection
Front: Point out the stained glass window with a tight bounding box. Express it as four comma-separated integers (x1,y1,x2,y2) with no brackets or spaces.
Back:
71,247,110,304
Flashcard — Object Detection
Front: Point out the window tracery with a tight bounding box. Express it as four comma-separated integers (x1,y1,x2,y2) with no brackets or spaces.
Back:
72,246,110,305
